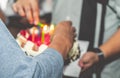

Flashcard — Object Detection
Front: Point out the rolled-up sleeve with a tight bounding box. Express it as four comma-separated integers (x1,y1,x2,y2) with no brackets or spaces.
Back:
0,19,63,78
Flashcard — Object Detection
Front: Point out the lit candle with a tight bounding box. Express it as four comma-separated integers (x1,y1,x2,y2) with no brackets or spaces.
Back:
32,27,36,42
49,24,55,35
41,25,48,43
43,25,49,33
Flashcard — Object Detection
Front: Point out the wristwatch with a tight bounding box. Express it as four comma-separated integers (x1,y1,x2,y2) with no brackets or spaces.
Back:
89,48,105,63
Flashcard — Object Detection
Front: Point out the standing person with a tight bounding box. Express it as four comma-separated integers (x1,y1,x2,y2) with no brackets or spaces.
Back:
0,20,76,78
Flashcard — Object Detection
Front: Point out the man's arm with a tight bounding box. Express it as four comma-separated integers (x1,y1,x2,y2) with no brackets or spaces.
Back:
99,27,120,58
79,27,120,70
0,20,75,78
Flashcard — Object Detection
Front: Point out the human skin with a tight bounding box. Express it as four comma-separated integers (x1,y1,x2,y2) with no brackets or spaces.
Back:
49,21,76,59
79,28,120,71
12,0,40,24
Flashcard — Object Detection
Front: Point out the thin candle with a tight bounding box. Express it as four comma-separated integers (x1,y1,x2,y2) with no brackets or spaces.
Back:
41,25,48,43
41,30,44,43
32,27,36,42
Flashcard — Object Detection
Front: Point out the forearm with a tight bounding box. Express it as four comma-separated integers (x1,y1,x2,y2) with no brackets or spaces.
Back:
49,35,69,59
99,27,120,58
34,48,63,78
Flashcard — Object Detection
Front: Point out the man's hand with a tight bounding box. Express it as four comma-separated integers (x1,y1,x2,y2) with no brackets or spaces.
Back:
12,0,40,24
49,21,76,59
79,52,99,71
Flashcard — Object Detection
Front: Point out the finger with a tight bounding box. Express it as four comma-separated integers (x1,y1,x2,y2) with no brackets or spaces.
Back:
12,4,18,12
66,21,72,26
24,5,33,24
33,11,40,24
62,21,72,26
80,55,90,66
79,60,90,72
31,2,40,24
73,32,77,39
78,60,84,68
68,21,72,26
18,7,25,17
13,4,26,17
82,62,93,71
80,63,90,72
71,26,76,32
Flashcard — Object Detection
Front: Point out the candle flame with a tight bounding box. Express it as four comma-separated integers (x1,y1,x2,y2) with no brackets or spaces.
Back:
49,24,55,35
50,24,54,31
43,25,48,33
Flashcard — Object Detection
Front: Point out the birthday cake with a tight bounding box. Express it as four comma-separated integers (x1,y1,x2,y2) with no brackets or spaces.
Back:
16,23,80,62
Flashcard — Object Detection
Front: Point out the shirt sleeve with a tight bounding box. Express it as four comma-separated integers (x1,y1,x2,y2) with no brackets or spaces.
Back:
0,19,64,78
108,0,120,18
115,0,120,18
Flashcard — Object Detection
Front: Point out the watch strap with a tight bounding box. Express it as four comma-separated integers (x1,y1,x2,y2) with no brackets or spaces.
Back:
89,48,105,62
